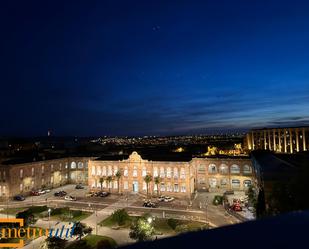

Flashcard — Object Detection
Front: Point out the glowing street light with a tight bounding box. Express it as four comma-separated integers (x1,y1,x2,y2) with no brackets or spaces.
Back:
147,217,153,224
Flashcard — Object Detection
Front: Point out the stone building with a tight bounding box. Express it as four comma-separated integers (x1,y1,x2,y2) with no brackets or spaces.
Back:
0,157,90,197
88,152,255,198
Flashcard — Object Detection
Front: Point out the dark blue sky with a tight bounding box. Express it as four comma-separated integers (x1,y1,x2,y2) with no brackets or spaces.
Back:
1,0,309,136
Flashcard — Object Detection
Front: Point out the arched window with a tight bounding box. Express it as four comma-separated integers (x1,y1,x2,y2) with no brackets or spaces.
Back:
142,167,147,177
243,165,252,174
180,168,185,179
113,166,118,175
133,166,137,177
230,164,240,174
209,178,217,188
243,180,252,188
108,166,112,176
231,179,240,188
174,168,178,179
124,167,128,177
153,167,158,177
91,166,96,176
166,168,171,178
102,166,107,176
96,166,101,176
78,162,83,169
198,165,205,172
220,178,228,186
219,164,228,174
71,162,76,169
208,164,217,174
160,167,165,177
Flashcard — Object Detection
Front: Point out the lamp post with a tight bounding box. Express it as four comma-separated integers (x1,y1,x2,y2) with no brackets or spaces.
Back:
48,208,51,229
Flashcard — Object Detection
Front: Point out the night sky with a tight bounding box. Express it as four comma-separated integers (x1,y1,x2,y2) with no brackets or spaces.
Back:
1,0,309,137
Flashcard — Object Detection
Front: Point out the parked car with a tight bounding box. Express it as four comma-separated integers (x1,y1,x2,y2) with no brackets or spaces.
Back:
13,195,25,201
85,192,95,197
65,195,76,201
30,190,40,196
54,191,67,197
38,189,46,195
164,196,174,202
231,203,242,212
99,192,110,197
143,201,157,208
157,195,166,202
44,189,51,193
75,184,84,189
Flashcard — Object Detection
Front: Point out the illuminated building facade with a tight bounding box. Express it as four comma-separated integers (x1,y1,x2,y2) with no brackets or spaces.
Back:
245,126,309,153
88,152,255,198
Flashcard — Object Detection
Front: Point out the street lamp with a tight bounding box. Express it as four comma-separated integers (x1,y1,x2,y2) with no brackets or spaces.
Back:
147,217,153,224
48,208,51,229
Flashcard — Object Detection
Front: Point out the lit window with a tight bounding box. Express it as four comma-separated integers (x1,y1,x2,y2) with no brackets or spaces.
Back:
221,178,228,186
160,167,165,177
91,166,96,176
180,168,185,179
181,184,186,193
124,181,128,190
166,168,171,178
97,166,101,176
124,167,128,177
153,167,158,177
219,164,228,174
108,166,112,176
113,166,118,175
142,167,147,177
71,162,76,169
231,179,240,188
208,164,217,174
231,165,240,174
243,165,252,174
31,168,35,176
209,178,217,188
78,162,83,169
174,184,179,192
173,168,178,179
160,183,165,192
103,166,107,176
243,180,252,188
20,169,23,178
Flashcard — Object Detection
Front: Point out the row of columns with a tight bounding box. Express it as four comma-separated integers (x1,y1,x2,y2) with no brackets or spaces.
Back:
247,127,307,153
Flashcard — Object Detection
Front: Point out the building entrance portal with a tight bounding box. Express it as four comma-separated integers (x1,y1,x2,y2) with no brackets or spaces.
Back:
133,181,139,192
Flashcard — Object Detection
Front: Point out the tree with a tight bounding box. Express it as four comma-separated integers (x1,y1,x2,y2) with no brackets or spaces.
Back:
41,237,67,249
129,218,154,242
154,176,161,196
106,176,113,193
72,222,92,240
111,209,129,226
99,177,105,191
115,170,122,194
143,174,152,198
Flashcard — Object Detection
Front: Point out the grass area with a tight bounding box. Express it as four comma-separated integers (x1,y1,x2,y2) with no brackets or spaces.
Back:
100,213,207,235
99,215,138,228
84,234,117,248
0,207,27,215
50,208,91,222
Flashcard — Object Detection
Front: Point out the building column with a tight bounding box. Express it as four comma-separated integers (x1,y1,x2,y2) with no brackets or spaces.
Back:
264,130,267,150
247,133,252,150
296,128,299,152
278,129,281,152
289,128,293,153
273,129,277,152
251,132,255,150
284,129,287,153
268,130,272,150
302,128,306,151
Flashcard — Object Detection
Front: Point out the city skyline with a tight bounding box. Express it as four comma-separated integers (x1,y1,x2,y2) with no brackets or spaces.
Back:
1,0,309,137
